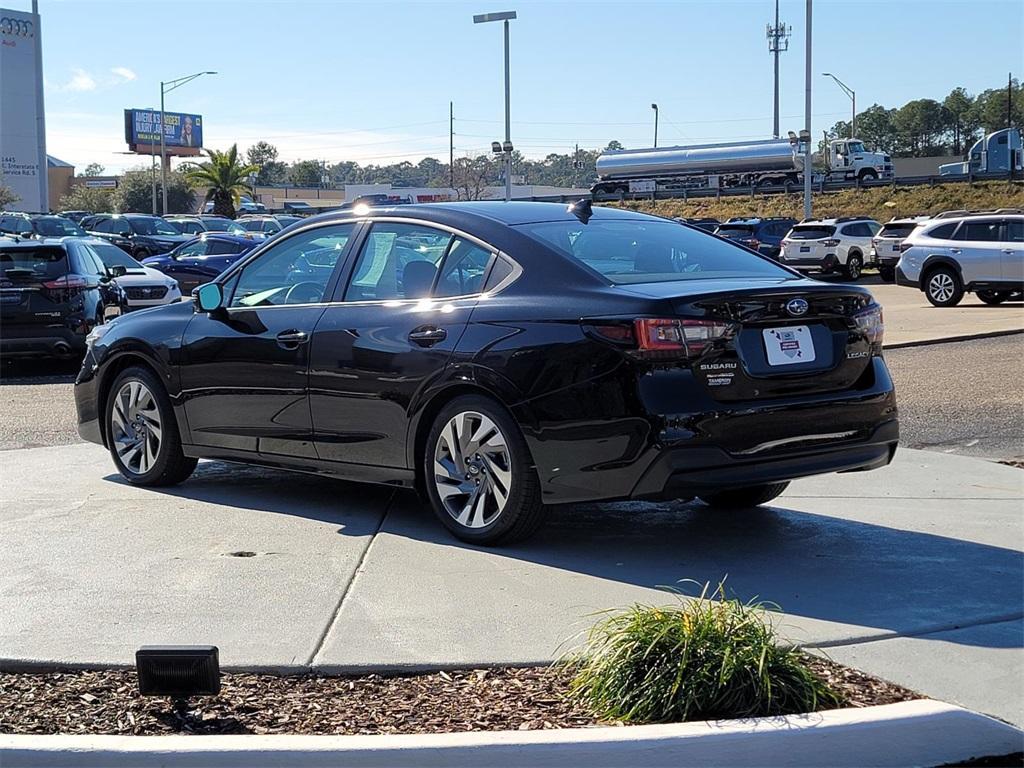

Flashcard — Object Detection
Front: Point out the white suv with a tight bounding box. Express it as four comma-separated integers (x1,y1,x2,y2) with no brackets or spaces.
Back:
896,211,1024,306
778,217,882,280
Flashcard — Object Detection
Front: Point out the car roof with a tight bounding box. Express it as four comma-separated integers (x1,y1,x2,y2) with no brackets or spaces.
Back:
191,233,256,244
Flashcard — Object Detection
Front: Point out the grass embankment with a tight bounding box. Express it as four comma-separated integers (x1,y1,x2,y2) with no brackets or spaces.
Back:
614,181,1024,222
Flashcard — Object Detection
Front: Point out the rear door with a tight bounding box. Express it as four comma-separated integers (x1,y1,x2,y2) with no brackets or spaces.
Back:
161,240,213,294
951,219,1003,283
308,221,491,467
1000,219,1024,282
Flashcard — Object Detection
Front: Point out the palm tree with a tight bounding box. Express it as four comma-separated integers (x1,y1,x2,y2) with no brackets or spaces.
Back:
183,144,257,218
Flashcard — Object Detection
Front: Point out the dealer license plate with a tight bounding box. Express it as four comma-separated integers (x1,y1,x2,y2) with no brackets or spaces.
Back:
763,326,815,366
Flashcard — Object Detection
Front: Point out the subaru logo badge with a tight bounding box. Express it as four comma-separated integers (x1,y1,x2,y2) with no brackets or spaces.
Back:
786,298,809,317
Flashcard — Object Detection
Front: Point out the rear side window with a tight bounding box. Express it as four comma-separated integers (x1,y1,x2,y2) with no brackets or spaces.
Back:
518,219,792,284
434,238,493,298
0,247,69,279
344,223,451,301
924,222,957,240
954,220,1000,242
1006,220,1024,242
208,240,241,255
788,226,835,240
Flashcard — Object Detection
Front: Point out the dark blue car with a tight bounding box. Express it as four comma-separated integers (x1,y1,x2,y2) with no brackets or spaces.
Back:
142,234,259,295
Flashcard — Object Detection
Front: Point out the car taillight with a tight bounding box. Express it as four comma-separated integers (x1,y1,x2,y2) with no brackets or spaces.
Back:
899,242,913,252
587,318,737,361
42,275,88,302
823,238,841,247
853,305,884,348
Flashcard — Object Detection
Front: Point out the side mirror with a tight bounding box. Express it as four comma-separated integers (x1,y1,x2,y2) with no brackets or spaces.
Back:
109,264,128,278
194,282,224,313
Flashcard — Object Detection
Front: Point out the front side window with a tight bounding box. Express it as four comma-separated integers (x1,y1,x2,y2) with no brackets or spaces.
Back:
175,241,209,259
955,220,1000,242
520,218,793,284
231,223,353,307
344,223,452,301
208,239,242,255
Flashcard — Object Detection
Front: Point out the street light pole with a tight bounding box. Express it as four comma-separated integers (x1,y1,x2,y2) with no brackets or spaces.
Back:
803,0,813,220
651,103,659,147
473,10,516,202
822,72,856,138
159,71,217,215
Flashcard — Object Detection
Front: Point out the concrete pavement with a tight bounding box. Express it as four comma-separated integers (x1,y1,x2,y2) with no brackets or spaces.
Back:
1,444,1021,726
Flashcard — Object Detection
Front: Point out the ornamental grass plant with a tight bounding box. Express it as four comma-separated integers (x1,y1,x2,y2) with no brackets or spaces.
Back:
566,582,842,724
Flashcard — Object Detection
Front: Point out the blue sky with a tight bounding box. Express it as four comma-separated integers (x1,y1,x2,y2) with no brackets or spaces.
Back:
17,0,1024,173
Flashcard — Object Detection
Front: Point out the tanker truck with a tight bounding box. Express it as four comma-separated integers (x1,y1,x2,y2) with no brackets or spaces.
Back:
591,132,893,199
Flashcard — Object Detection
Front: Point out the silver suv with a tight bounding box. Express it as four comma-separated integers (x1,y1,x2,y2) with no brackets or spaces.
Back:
778,217,881,280
872,216,931,282
896,210,1024,306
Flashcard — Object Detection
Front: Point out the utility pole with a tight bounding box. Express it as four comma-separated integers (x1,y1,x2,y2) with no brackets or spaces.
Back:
651,104,659,147
803,0,813,220
572,142,581,188
1009,72,1013,130
766,0,791,139
450,101,455,189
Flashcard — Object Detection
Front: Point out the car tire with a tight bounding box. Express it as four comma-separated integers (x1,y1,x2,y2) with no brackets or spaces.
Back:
424,394,544,546
843,253,863,280
699,482,790,509
878,265,896,282
858,169,878,182
105,365,197,487
924,266,964,307
133,248,151,260
977,290,1010,305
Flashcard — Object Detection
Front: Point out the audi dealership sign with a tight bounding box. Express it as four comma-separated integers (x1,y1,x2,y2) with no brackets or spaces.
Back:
0,4,48,212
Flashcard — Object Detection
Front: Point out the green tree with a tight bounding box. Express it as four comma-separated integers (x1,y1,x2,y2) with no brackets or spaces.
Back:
58,185,113,213
82,162,105,177
246,141,287,185
288,159,323,187
111,167,196,214
183,145,257,218
893,99,947,156
0,177,18,209
943,88,974,154
605,140,624,151
452,155,495,200
973,80,1024,133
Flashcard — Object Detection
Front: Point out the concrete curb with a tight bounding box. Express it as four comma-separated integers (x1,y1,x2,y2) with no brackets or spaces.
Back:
884,327,1023,350
2,700,1021,767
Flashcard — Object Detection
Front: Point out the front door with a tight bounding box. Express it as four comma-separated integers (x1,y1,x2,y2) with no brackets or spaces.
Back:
1000,219,1024,283
179,222,357,457
951,218,1003,283
309,222,496,468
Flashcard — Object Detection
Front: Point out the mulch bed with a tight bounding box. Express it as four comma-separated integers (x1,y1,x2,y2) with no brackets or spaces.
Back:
1,656,920,736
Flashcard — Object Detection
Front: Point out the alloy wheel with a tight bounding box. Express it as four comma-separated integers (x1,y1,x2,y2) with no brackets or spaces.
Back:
110,380,162,475
433,410,512,529
847,257,861,279
928,272,955,303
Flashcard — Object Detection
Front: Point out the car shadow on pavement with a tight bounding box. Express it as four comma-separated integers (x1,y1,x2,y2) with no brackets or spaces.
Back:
104,462,1023,650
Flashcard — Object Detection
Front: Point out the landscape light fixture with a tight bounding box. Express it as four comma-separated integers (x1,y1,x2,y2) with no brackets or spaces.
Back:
136,645,220,698
159,71,217,215
473,10,517,201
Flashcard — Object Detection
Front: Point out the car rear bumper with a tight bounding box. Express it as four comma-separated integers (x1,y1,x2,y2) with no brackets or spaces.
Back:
632,420,898,499
895,266,918,288
780,254,839,272
0,327,86,358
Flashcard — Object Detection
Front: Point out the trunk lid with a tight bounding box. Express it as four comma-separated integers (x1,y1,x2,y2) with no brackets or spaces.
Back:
0,245,73,326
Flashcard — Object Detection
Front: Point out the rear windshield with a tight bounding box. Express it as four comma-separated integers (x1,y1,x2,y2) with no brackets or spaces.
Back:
715,225,755,237
129,217,180,236
879,223,918,238
517,219,793,284
33,217,86,237
0,247,68,280
788,226,835,240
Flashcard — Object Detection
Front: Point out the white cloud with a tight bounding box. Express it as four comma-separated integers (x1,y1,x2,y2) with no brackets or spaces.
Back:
110,67,137,82
64,68,96,93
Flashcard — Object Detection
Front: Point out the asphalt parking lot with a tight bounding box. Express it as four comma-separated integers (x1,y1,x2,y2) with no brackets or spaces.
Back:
3,332,1021,459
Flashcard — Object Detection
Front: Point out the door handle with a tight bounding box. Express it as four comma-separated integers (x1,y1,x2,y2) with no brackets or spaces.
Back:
276,329,309,349
1002,249,1014,254
408,326,447,347
950,248,961,254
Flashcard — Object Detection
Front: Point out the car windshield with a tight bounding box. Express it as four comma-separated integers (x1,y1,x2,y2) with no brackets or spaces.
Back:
847,141,866,154
33,217,86,237
129,217,180,236
0,246,68,280
788,226,835,240
716,225,755,237
90,242,143,270
518,218,793,284
879,223,919,239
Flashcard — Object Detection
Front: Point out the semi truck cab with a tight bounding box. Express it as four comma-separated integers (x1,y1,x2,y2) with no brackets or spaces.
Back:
823,139,893,182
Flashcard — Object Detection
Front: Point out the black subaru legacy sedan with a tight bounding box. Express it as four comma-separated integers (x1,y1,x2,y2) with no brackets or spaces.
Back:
74,202,897,545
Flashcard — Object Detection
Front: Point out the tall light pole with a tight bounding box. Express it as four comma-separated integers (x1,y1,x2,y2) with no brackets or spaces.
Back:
473,10,516,202
651,103,659,147
766,0,791,139
160,70,216,214
822,72,856,138
803,0,813,220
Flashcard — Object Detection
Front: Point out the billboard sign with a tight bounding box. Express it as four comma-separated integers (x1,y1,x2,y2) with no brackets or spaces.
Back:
124,109,203,152
0,5,48,212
